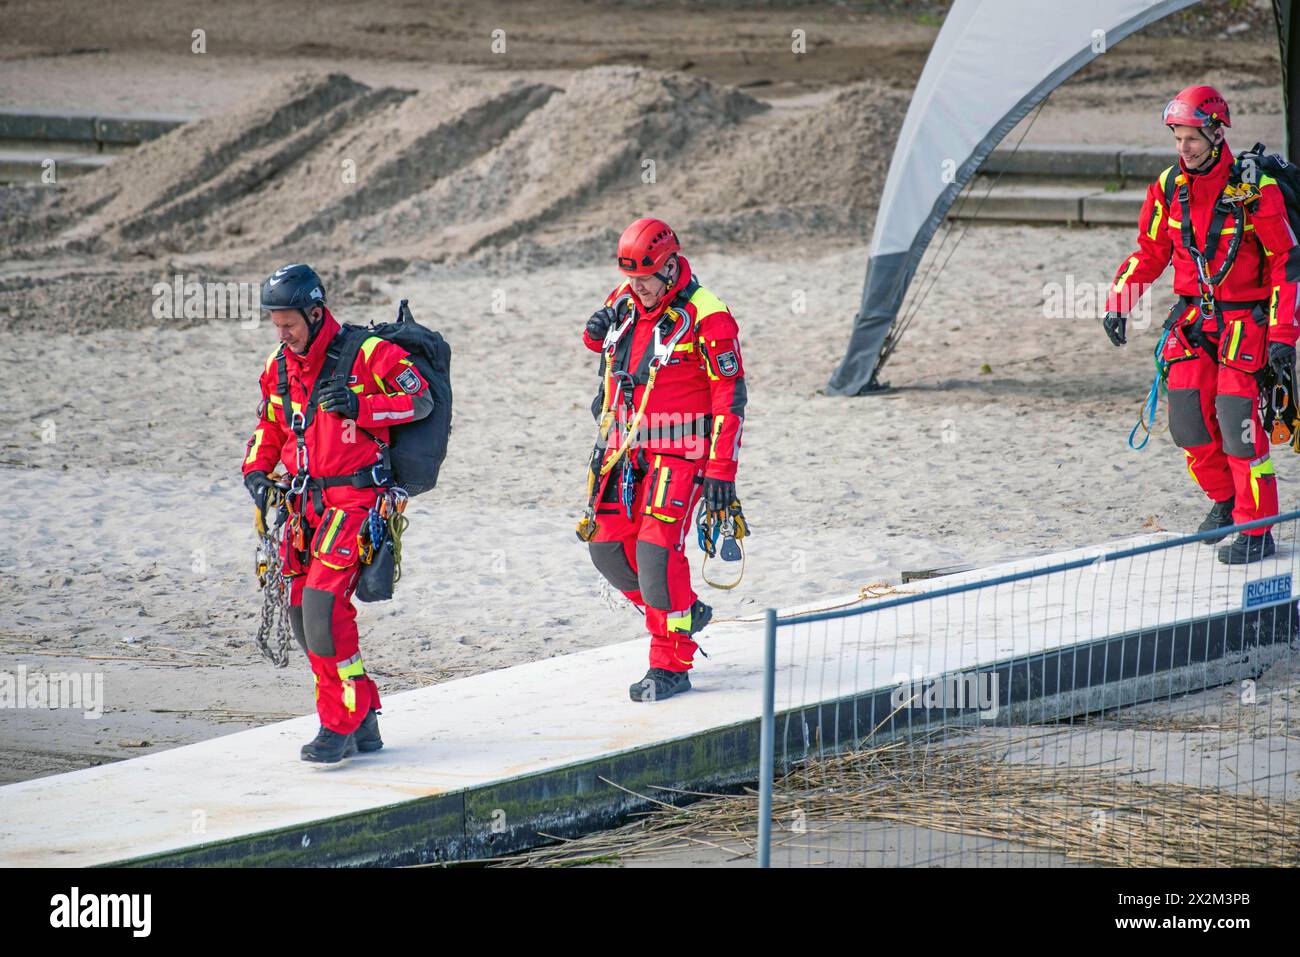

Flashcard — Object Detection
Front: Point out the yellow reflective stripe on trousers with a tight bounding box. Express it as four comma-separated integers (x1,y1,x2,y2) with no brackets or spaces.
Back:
319,509,345,553
1249,455,1275,508
653,461,670,508
666,607,692,633
1226,322,1243,361
337,652,365,680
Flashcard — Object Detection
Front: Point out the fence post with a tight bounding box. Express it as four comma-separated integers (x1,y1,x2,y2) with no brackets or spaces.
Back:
758,607,777,868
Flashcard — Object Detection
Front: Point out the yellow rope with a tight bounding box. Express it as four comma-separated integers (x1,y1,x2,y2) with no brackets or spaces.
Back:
712,582,916,625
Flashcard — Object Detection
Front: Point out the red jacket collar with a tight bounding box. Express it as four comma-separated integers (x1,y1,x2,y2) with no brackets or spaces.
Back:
630,256,694,323
284,307,340,375
1179,142,1233,192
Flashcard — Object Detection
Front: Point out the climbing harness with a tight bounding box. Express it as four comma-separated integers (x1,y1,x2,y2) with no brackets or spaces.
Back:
577,294,694,541
696,498,749,590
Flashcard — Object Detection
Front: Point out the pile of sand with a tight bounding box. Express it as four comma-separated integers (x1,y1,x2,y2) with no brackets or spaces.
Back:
0,66,909,330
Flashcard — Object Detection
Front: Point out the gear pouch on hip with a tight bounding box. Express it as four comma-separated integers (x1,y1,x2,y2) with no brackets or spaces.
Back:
642,456,702,525
1218,311,1267,373
310,507,366,571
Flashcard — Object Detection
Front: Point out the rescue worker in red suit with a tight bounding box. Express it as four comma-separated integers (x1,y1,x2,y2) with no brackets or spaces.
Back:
242,264,432,761
1104,86,1299,564
583,219,747,701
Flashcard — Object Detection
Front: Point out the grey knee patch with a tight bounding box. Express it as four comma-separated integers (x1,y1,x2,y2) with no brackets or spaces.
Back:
635,541,673,610
1215,394,1256,458
289,606,307,655
589,541,640,592
301,587,336,657
1167,388,1213,448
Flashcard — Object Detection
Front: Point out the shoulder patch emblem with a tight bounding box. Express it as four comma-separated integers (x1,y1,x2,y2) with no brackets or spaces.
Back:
395,367,421,394
717,351,738,377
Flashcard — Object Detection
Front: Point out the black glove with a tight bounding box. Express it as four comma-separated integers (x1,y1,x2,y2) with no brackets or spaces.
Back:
1102,311,1127,347
318,379,360,420
244,470,276,513
586,306,618,342
702,477,735,514
1268,341,1296,378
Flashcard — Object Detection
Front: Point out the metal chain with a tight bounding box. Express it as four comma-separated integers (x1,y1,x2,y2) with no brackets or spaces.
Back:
254,520,294,668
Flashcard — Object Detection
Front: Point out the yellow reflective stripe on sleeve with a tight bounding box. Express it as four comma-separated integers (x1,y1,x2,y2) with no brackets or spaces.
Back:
1113,256,1139,294
709,415,725,459
244,428,263,465
360,336,384,362
1168,218,1181,228
1270,287,1280,325
1147,200,1164,240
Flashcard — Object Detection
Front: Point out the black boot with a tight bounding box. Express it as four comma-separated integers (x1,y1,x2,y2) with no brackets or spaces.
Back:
1197,497,1235,544
355,708,383,753
300,726,357,763
1217,530,1276,565
629,667,692,702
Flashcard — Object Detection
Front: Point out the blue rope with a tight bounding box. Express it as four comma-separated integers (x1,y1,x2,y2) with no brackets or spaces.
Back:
1129,326,1172,451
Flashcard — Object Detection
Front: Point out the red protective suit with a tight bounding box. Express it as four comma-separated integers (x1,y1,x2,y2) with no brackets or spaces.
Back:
583,256,747,671
242,308,429,733
1108,144,1300,532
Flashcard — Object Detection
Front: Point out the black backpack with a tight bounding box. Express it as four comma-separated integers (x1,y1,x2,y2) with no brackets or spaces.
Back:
1234,143,1300,237
335,299,452,496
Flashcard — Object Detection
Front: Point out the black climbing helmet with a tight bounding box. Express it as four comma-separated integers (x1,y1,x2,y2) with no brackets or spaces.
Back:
260,263,326,318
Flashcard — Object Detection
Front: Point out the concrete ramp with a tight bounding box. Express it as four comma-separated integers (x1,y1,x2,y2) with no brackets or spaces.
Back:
1,534,1295,867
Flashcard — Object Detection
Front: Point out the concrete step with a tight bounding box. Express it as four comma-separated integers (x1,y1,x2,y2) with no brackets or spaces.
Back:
0,108,189,148
949,143,1175,225
0,109,191,184
0,149,112,184
949,182,1145,225
983,142,1175,181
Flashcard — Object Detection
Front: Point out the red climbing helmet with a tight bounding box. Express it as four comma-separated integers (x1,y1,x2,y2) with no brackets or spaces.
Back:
616,217,681,277
1162,85,1231,129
